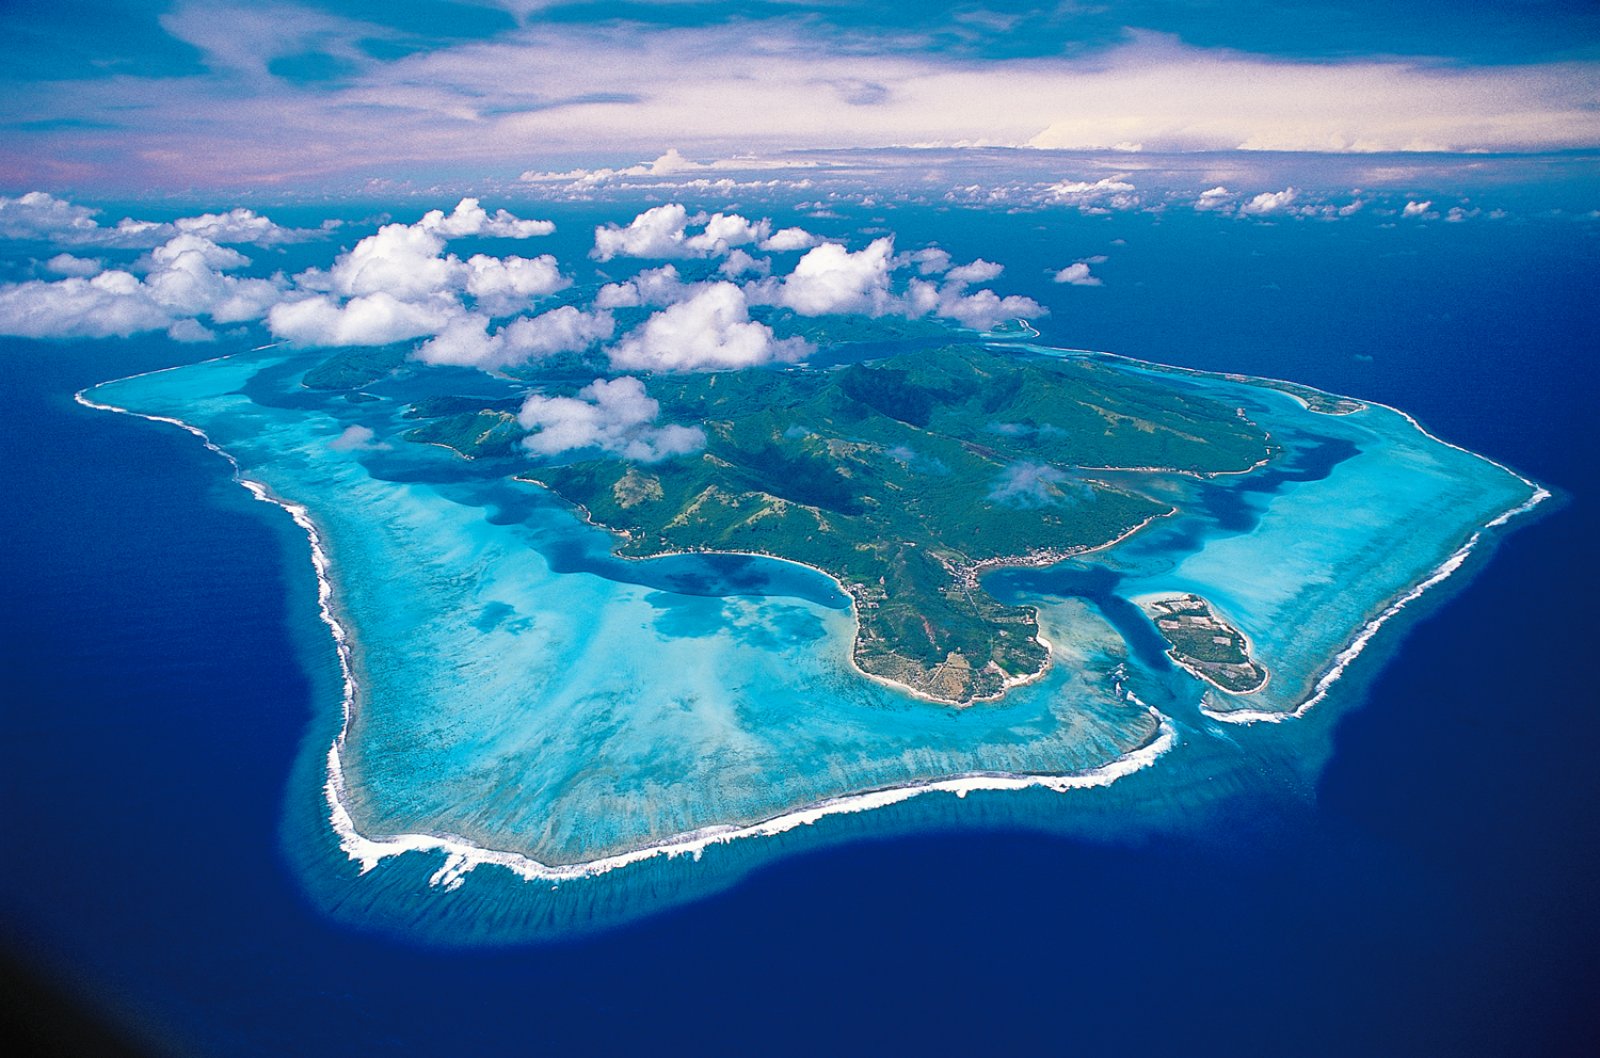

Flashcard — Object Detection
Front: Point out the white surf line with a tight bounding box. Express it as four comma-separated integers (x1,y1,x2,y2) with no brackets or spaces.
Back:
1194,393,1549,725
327,715,1178,891
80,364,1183,894
1201,483,1548,726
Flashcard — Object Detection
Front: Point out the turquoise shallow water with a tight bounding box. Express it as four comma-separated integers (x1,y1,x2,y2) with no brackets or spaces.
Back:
83,340,1538,927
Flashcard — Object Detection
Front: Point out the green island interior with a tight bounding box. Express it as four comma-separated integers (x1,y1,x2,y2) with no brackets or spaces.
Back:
403,346,1275,702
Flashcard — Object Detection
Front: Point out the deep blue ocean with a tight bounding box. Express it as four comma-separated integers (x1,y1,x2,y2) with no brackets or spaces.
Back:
3,204,1597,1056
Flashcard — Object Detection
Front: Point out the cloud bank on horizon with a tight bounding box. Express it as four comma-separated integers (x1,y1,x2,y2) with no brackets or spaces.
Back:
1,1,1598,189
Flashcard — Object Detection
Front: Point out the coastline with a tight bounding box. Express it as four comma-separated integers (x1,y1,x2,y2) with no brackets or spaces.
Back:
518,475,1171,706
325,705,1177,890
1134,591,1271,698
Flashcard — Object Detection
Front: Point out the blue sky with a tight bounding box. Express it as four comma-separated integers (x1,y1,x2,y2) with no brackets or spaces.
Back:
1,1,1598,191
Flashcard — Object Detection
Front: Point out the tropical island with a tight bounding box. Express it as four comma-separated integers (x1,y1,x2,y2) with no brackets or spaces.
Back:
407,346,1276,702
1139,592,1268,693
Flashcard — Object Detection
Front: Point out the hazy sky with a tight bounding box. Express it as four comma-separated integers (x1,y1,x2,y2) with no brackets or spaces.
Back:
3,1,1598,190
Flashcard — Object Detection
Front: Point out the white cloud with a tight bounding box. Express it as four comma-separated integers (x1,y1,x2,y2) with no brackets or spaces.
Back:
609,282,811,372
906,278,1046,330
1193,186,1233,211
279,202,566,340
410,315,501,367
593,204,778,261
414,306,616,370
0,232,284,339
140,235,285,322
1403,199,1434,217
1053,262,1102,286
595,264,692,308
684,212,771,255
416,197,555,239
905,247,952,275
463,253,569,314
329,424,386,451
1046,178,1139,211
945,259,1004,285
167,318,218,343
0,271,175,338
172,207,315,245
760,226,823,252
502,307,616,360
326,222,458,300
0,192,103,242
145,232,251,272
1240,188,1299,215
44,253,102,277
268,291,460,347
762,237,897,316
592,204,695,261
0,192,318,247
519,375,705,462
988,462,1076,508
719,249,770,278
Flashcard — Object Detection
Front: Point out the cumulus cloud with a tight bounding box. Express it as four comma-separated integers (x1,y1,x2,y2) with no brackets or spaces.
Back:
416,197,555,239
0,232,284,339
592,204,776,261
0,271,176,338
905,247,952,275
1240,188,1299,215
592,204,696,261
44,253,102,277
595,264,693,309
760,226,823,252
1193,186,1233,211
324,222,458,300
760,237,897,316
719,249,770,278
269,291,460,347
1046,178,1139,211
172,208,320,246
609,282,811,372
519,376,705,462
685,212,771,255
944,259,1004,285
988,462,1081,508
141,237,283,323
463,253,568,314
0,192,319,247
1403,199,1434,217
414,306,615,370
266,200,568,346
167,318,218,343
905,278,1045,330
1053,262,1102,286
0,192,103,243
